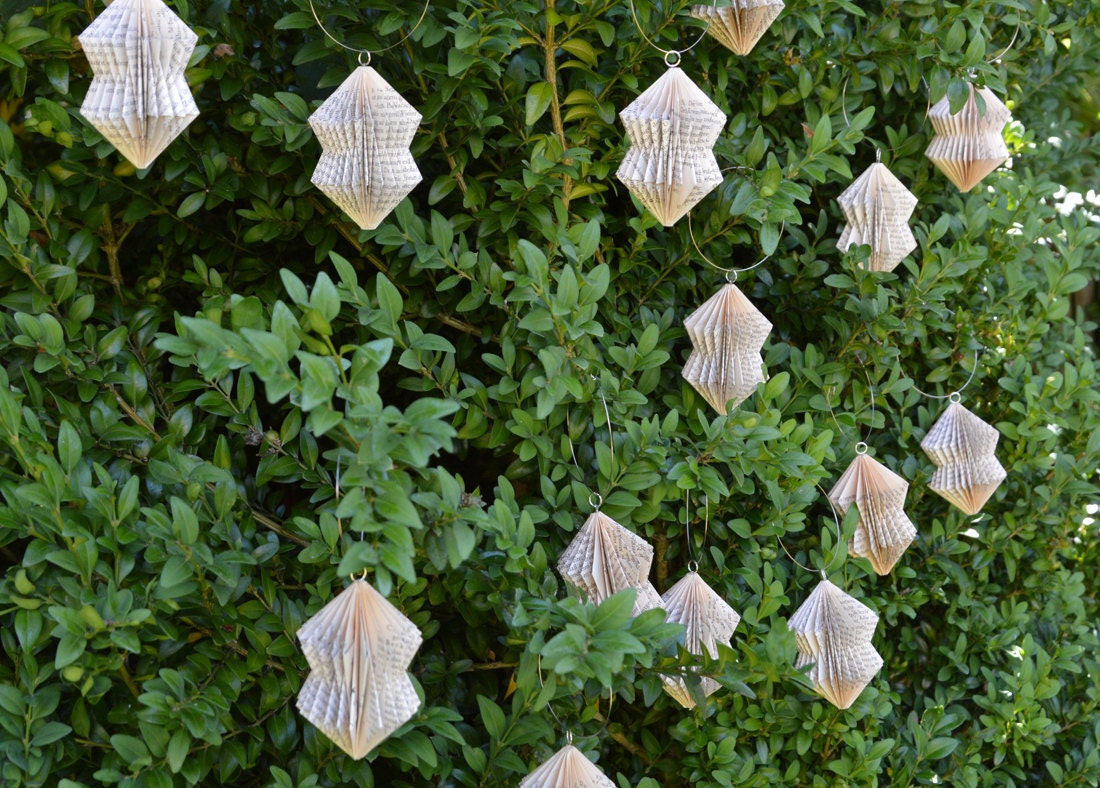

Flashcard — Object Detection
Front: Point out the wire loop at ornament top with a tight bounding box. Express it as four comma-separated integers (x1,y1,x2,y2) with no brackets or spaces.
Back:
911,347,981,401
307,0,431,59
628,0,715,60
688,214,785,281
776,484,844,579
839,73,929,153
684,493,709,570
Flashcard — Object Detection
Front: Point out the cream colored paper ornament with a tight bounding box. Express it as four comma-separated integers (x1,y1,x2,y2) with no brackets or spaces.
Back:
681,283,772,413
690,0,785,55
557,510,663,616
616,66,726,226
837,161,919,273
925,85,1012,192
309,65,423,230
520,743,616,788
77,0,200,169
788,578,883,709
660,571,741,708
828,452,916,575
296,578,423,759
921,400,1006,514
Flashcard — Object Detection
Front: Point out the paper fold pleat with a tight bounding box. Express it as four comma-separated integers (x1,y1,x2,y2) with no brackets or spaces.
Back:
691,1,785,55
925,86,1011,192
837,162,918,272
828,453,916,575
660,571,741,708
557,511,663,616
520,744,616,788
921,401,1006,514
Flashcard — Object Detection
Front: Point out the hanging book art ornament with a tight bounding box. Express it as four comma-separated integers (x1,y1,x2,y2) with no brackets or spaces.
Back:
661,570,741,708
77,0,200,169
296,578,423,759
828,448,916,575
616,61,726,226
690,0,785,55
557,510,663,616
308,65,423,230
925,85,1012,192
921,398,1006,514
788,578,883,710
837,160,919,273
520,742,616,788
682,282,772,413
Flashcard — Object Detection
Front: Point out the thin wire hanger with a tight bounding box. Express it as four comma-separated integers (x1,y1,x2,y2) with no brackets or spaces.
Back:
536,654,614,745
565,375,617,512
776,484,844,580
688,215,786,283
824,362,877,454
307,0,431,66
839,73,929,157
627,0,716,66
683,493,709,573
911,347,982,403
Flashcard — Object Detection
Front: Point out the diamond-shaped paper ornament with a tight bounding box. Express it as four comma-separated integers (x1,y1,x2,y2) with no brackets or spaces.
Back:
616,67,726,226
660,571,741,708
520,744,616,788
828,453,916,575
78,0,200,169
296,578,423,759
309,65,423,230
837,162,919,273
557,511,663,616
682,283,772,413
788,578,883,710
690,0,785,55
925,85,1012,192
921,400,1006,515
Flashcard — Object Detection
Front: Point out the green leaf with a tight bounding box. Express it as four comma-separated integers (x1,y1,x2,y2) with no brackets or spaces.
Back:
525,81,554,126
476,695,506,740
177,192,206,219
56,420,81,473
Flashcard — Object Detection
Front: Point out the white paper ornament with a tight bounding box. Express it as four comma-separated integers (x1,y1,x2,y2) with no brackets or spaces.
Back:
682,283,772,413
837,161,919,273
296,578,423,759
925,85,1012,192
828,452,916,575
660,571,741,708
690,0,785,55
557,511,663,616
77,0,200,169
520,744,616,788
616,67,726,226
788,578,883,709
921,400,1006,514
309,65,423,230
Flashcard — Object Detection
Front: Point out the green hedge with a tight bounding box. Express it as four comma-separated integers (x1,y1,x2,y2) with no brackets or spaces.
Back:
1,0,1099,786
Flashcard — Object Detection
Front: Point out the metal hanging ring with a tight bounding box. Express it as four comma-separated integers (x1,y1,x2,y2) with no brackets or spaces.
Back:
307,0,431,60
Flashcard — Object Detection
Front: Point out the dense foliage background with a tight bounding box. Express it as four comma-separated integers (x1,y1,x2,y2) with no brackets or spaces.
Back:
1,0,1099,785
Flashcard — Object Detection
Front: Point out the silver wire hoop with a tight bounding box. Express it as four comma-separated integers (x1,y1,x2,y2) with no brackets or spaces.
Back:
684,493,709,571
839,73,929,155
824,363,877,448
307,0,431,60
776,485,844,579
912,348,982,401
688,214,786,280
628,0,715,60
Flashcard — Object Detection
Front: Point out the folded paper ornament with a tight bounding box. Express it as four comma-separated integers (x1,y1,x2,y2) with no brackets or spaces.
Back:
520,744,616,788
682,283,772,413
788,578,883,709
309,65,423,230
690,0,785,55
921,400,1006,515
78,0,200,169
616,66,726,226
925,85,1012,192
296,578,423,759
557,511,663,616
660,570,741,708
828,452,916,575
837,161,919,273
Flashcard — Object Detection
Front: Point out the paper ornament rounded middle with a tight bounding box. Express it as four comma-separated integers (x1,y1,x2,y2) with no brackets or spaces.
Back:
309,65,423,230
78,0,200,169
925,85,1012,192
616,67,726,226
520,744,616,788
557,511,663,616
660,571,741,708
788,578,883,710
921,400,1006,514
837,162,919,273
296,578,423,759
681,283,773,413
828,453,916,575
